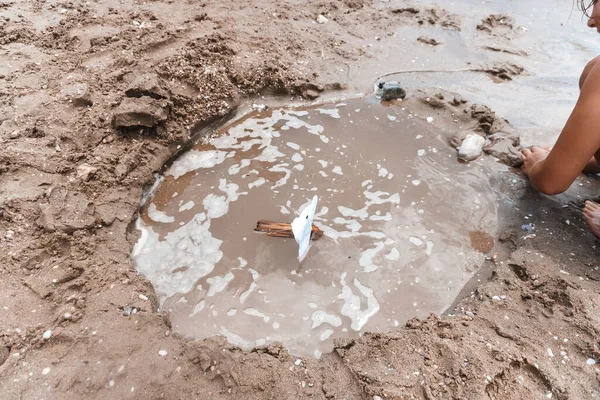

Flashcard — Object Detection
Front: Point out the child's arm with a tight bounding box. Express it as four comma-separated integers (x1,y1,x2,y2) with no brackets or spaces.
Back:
522,60,600,194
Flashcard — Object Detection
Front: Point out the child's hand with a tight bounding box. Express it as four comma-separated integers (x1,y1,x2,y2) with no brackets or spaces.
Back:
521,146,549,176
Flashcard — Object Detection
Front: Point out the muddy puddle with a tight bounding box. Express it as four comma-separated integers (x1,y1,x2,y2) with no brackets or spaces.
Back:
132,97,498,358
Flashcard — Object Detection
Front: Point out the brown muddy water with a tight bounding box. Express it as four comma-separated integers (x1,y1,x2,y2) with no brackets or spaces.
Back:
132,98,498,358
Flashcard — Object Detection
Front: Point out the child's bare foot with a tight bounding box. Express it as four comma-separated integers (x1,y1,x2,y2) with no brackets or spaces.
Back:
583,201,600,239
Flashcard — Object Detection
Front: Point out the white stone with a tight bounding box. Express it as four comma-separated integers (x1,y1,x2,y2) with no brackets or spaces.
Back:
317,15,328,24
76,163,98,181
139,294,148,301
42,330,52,340
458,134,485,161
158,350,168,357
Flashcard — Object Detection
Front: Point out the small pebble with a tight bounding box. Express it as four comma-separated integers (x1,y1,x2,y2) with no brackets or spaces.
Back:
139,294,148,301
316,14,328,24
42,330,52,340
295,359,302,366
9,131,20,139
492,296,502,301
42,367,50,375
158,350,168,357
426,117,434,123
587,358,596,366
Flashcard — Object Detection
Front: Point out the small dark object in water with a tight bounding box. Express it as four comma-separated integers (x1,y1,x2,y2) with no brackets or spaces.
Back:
376,81,407,101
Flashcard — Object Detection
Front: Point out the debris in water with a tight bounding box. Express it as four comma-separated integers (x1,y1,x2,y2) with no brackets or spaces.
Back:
458,134,485,161
376,81,407,101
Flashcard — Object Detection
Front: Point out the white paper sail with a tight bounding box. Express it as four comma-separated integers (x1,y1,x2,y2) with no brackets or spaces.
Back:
291,195,318,262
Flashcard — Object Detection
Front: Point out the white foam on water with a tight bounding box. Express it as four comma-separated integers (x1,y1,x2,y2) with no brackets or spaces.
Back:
316,108,341,119
417,149,426,157
364,189,400,206
332,166,343,175
189,300,205,317
379,167,389,177
320,329,334,341
239,282,257,303
248,177,266,189
409,236,424,246
318,160,328,168
359,241,385,273
385,248,400,261
220,326,261,350
287,142,300,150
280,206,291,215
166,150,231,179
370,213,392,222
244,308,270,323
229,159,251,175
339,273,380,331
133,213,223,302
206,272,234,297
148,203,175,223
269,163,292,189
292,153,304,162
311,310,342,329
178,201,195,212
338,205,369,219
425,241,434,256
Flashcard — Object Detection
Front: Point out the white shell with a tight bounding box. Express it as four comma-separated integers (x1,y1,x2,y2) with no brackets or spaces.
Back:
458,134,485,161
